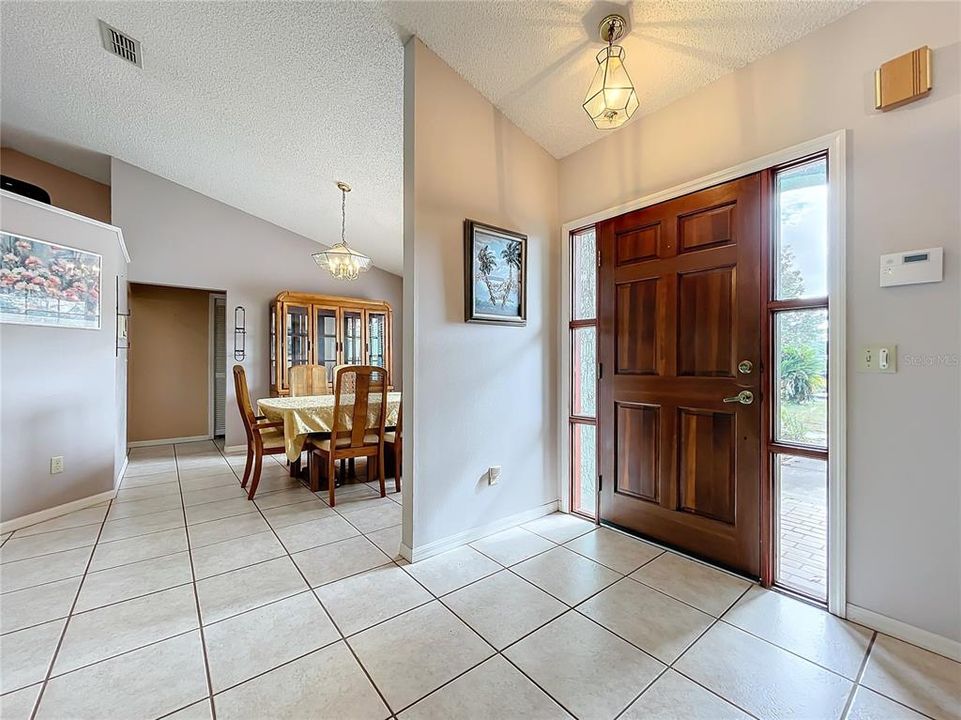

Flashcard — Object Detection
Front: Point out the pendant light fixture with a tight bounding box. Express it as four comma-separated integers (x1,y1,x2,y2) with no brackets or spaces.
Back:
582,14,638,130
312,181,372,281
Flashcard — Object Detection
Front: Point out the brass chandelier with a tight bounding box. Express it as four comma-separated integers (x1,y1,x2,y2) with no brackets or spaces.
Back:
312,181,372,281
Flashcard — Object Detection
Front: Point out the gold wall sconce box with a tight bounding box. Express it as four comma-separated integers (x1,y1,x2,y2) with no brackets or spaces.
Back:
875,46,932,111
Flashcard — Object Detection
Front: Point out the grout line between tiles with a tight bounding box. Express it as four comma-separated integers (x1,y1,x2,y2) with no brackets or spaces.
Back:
611,664,671,720
210,444,396,717
384,551,581,718
839,632,877,720
663,584,765,720
173,443,218,720
41,627,198,685
26,496,114,720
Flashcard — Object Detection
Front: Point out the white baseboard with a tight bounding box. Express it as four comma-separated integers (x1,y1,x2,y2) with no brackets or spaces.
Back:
1,489,117,535
847,603,961,662
404,500,559,563
115,456,129,490
128,434,211,448
224,445,247,454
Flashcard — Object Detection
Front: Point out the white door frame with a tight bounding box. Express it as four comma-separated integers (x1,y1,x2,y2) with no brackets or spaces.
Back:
558,130,847,616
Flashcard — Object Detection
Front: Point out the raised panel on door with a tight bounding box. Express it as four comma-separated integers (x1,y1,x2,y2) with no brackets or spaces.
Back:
615,402,659,503
678,202,736,253
677,267,736,377
615,278,659,375
598,173,762,577
616,224,660,266
677,407,736,524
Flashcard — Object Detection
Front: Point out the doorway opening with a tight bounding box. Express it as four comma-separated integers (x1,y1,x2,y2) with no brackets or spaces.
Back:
127,283,226,447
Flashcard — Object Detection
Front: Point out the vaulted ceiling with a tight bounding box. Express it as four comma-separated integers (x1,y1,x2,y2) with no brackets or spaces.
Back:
0,1,863,274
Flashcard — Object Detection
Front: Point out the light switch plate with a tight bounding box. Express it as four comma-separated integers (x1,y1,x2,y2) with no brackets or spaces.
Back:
859,345,897,373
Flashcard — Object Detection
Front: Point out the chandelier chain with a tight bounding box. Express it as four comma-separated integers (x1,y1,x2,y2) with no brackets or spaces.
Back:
341,186,346,246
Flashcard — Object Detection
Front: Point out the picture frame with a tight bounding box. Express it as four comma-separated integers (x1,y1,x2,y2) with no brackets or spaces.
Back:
0,231,102,330
464,219,527,326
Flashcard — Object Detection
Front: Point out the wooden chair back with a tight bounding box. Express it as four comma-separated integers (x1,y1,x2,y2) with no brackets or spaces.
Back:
330,363,358,394
289,364,328,397
332,365,387,448
232,365,257,433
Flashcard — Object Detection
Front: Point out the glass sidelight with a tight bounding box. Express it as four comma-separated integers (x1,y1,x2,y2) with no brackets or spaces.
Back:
570,227,598,519
770,156,829,602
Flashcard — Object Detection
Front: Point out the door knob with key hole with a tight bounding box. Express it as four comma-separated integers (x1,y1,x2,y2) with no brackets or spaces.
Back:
723,390,754,405
738,360,753,374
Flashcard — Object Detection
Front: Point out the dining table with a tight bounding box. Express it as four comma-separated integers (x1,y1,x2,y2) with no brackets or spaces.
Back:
257,392,402,462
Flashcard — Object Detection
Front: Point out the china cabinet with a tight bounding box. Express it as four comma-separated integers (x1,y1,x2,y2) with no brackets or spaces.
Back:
269,291,393,396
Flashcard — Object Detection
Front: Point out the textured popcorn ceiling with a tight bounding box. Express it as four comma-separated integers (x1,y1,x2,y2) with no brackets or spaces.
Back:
0,1,863,273
387,0,865,158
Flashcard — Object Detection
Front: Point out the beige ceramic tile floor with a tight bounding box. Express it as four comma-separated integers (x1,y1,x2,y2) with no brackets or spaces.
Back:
1,440,958,720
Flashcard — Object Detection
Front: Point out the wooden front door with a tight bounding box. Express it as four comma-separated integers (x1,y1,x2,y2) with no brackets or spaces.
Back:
597,174,762,577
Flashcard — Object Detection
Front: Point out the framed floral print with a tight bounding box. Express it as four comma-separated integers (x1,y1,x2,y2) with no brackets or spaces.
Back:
0,232,102,329
464,219,527,326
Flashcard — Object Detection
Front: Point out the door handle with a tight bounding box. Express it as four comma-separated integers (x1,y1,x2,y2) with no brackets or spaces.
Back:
722,390,754,405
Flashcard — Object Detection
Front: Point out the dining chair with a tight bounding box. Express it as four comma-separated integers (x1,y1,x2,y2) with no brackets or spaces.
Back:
385,399,402,493
289,364,328,397
233,364,287,500
308,365,387,506
329,363,358,394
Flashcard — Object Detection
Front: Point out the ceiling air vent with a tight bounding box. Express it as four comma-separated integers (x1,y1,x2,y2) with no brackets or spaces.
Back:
98,20,142,68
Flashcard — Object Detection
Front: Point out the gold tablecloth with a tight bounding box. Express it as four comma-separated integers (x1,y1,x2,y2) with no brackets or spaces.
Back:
257,392,401,462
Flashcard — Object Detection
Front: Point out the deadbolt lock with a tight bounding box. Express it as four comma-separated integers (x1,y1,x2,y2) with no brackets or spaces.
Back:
737,360,753,374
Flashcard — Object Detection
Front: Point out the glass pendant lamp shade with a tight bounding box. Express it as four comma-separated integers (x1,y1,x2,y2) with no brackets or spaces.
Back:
583,45,639,129
312,242,372,281
312,181,372,281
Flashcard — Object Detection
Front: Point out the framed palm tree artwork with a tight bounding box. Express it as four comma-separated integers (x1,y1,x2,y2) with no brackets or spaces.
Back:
464,219,527,325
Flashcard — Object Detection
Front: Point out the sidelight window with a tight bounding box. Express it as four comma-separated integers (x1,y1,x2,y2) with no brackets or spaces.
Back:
770,157,829,601
570,227,598,519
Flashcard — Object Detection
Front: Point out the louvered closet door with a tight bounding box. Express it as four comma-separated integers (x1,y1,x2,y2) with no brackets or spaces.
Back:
597,174,762,577
213,297,227,436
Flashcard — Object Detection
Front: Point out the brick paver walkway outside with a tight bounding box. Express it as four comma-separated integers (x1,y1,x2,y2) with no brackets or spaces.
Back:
777,455,827,600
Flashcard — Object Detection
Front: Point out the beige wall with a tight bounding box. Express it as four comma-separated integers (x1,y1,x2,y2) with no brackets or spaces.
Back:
403,39,560,551
1,194,127,523
558,2,960,643
128,283,212,442
0,147,111,223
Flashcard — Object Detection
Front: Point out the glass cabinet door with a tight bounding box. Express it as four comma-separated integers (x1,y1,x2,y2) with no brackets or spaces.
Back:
366,310,387,371
314,306,339,380
269,303,277,392
285,304,311,386
342,309,364,365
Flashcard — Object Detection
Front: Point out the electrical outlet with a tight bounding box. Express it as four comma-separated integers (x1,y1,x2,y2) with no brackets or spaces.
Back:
50,456,64,474
488,466,502,486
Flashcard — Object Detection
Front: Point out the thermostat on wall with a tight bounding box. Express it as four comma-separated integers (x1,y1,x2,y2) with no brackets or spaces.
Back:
880,247,943,287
